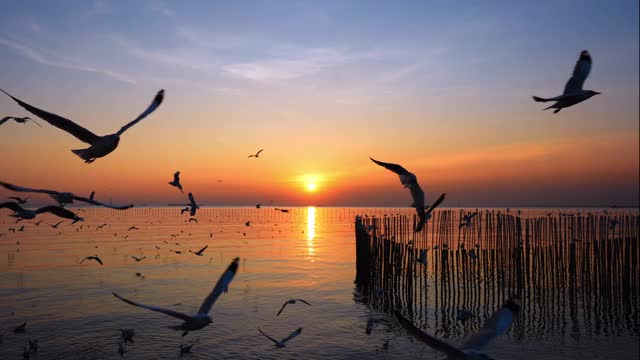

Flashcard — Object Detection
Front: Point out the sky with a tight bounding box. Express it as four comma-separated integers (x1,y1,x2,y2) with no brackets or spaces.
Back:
0,0,638,207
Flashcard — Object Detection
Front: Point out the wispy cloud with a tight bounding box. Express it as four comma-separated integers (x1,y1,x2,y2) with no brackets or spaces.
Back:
0,34,135,84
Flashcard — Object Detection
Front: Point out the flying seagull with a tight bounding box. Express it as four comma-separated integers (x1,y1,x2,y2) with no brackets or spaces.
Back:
0,116,41,127
395,297,520,359
128,226,140,231
370,158,445,232
258,327,302,348
276,298,312,316
188,193,199,216
0,202,84,223
0,181,133,210
169,171,183,193
188,218,198,223
112,257,239,336
81,256,103,265
8,196,29,204
0,89,164,163
459,212,478,229
533,50,600,113
48,221,64,229
89,191,95,200
131,256,146,262
189,245,208,256
248,149,264,158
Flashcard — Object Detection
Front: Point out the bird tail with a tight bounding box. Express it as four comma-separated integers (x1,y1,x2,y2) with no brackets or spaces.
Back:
532,96,550,102
71,148,92,162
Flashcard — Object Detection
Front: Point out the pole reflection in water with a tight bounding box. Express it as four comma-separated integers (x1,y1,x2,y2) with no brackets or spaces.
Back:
307,206,316,258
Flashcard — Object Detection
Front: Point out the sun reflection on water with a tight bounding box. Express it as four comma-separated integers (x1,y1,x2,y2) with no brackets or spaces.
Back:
307,206,316,258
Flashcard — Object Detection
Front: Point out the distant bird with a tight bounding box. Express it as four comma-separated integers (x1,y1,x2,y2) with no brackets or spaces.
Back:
190,245,208,256
13,322,27,333
258,327,302,348
245,221,251,227
96,223,108,230
89,191,95,200
48,221,64,229
256,203,262,209
276,298,312,316
81,256,103,265
533,50,600,113
279,209,289,213
180,207,190,215
248,149,264,158
169,171,183,193
188,193,199,216
395,297,520,359
8,196,29,204
33,220,44,226
0,116,41,127
456,309,475,322
0,181,133,209
370,158,445,232
112,257,239,336
131,256,146,262
17,225,25,231
459,212,478,229
1,89,164,163
173,250,183,254
128,226,139,231
188,218,198,223
0,202,84,223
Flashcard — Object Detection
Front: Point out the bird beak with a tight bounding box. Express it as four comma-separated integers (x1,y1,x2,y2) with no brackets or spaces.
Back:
594,91,601,95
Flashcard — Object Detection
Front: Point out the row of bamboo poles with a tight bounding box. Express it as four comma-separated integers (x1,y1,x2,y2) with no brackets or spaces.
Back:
355,210,639,337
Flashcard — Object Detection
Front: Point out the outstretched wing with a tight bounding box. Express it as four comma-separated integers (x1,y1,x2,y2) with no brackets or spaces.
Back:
281,327,302,344
370,157,410,176
0,89,99,144
112,292,192,321
276,302,289,316
0,180,62,196
256,149,264,156
0,116,11,125
295,299,312,306
563,50,592,95
460,301,518,352
117,90,164,135
93,256,103,265
258,328,280,344
197,257,239,314
0,201,24,213
36,205,82,221
198,245,208,254
394,310,466,357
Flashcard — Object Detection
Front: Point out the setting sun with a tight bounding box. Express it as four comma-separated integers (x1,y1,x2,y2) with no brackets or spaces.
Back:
306,182,318,192
300,174,323,193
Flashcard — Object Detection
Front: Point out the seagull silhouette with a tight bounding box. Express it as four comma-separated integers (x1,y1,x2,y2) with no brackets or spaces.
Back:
0,181,133,210
248,149,264,158
81,256,103,265
188,218,198,223
1,89,164,163
395,297,520,359
112,257,239,336
1,202,84,223
131,256,146,262
533,50,600,113
189,245,208,256
276,298,312,316
169,171,184,193
188,193,199,216
0,116,41,127
258,327,302,348
128,226,140,231
370,158,445,232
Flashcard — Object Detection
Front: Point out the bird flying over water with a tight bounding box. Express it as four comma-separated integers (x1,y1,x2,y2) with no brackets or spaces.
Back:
258,327,302,348
169,171,184,193
0,89,164,163
533,50,600,113
0,116,41,127
81,256,103,265
128,226,139,231
395,297,520,359
276,298,312,316
112,257,239,336
131,256,146,262
188,193,199,216
0,181,133,210
190,245,208,256
0,202,84,222
248,149,264,158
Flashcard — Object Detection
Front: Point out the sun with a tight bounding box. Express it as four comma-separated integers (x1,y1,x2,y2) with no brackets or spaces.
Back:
306,182,318,192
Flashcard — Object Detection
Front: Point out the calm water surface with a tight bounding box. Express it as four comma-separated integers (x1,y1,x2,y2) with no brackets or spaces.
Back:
0,207,638,359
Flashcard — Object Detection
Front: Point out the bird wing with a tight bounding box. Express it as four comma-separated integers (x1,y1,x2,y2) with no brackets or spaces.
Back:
197,257,239,314
198,245,208,254
94,257,103,265
281,327,302,343
52,221,63,227
71,194,134,210
116,90,164,135
0,89,100,144
295,299,312,306
188,193,197,207
256,149,264,156
460,306,515,352
173,171,180,183
394,310,466,357
112,292,192,321
425,193,446,215
258,328,280,344
0,116,11,125
370,158,410,176
0,181,64,196
35,205,81,220
276,301,289,316
563,50,592,95
0,201,24,213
